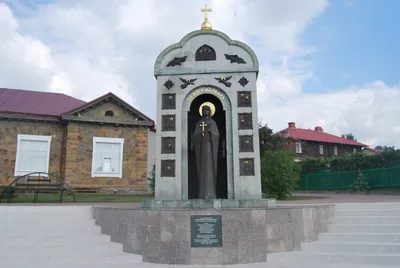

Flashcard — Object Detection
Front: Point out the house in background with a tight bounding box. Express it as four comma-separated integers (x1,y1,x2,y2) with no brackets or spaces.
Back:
276,122,367,161
0,88,155,193
362,147,383,155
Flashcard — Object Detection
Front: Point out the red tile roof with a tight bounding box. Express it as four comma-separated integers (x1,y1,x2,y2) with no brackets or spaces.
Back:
277,124,367,147
363,148,382,153
0,88,86,117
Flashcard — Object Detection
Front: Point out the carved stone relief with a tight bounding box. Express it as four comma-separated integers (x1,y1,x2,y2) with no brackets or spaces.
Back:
238,113,253,130
162,115,175,131
162,94,176,110
161,137,175,154
239,158,255,176
161,160,175,177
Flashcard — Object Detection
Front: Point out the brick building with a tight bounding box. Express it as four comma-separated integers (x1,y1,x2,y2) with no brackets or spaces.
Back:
277,122,367,161
0,88,155,193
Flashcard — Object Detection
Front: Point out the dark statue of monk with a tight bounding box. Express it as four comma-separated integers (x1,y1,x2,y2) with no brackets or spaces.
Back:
190,104,219,199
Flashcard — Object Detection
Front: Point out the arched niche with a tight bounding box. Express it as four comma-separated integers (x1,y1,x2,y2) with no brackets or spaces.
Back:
181,86,234,199
195,44,216,61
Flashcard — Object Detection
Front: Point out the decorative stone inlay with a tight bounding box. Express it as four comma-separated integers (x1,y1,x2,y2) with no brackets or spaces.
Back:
214,76,232,87
161,160,175,177
239,135,254,152
162,94,176,110
161,137,175,154
240,158,255,176
164,79,174,90
238,91,252,107
238,113,253,130
224,54,246,64
166,56,187,67
238,76,249,87
162,115,175,131
179,78,197,89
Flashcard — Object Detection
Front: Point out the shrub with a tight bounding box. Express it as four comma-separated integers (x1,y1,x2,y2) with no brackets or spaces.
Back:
0,186,18,201
301,149,400,174
349,170,371,192
261,150,302,199
147,164,155,196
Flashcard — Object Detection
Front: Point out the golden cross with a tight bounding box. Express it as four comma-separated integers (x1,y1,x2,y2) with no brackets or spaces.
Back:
200,121,207,135
201,4,212,20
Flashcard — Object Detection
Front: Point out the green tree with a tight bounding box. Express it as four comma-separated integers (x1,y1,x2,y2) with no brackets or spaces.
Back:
341,133,357,141
258,123,286,155
261,150,301,199
375,145,395,151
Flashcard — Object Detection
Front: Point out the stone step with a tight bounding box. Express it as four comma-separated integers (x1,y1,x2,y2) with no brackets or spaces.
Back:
332,216,400,224
0,225,102,235
0,219,96,227
329,224,400,233
0,214,94,220
2,235,112,246
301,241,400,254
267,263,400,268
2,253,143,266
335,202,400,210
0,206,92,213
0,243,123,254
336,209,400,217
267,251,400,266
319,232,400,243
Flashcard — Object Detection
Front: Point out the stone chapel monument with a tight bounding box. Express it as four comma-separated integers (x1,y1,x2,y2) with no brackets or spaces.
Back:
154,5,263,202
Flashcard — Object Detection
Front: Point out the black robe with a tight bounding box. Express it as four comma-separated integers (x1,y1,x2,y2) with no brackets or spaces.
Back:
192,117,219,199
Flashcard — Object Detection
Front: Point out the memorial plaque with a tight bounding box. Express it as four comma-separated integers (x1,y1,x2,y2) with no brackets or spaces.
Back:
191,215,222,247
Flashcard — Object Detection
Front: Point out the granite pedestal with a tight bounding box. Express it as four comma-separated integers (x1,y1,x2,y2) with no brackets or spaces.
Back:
92,200,335,265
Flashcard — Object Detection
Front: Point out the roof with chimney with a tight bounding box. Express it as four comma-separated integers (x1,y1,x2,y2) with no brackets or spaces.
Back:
0,88,86,117
276,122,367,147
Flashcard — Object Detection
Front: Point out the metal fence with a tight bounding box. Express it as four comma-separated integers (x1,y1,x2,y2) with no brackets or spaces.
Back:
296,166,400,190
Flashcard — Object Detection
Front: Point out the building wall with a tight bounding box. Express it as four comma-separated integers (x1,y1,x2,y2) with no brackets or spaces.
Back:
0,120,63,185
64,123,148,192
289,139,362,158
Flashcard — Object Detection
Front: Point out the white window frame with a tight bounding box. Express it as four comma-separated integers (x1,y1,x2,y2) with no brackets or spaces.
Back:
333,146,338,156
14,134,52,177
91,137,124,178
295,142,302,154
319,145,324,155
353,148,357,153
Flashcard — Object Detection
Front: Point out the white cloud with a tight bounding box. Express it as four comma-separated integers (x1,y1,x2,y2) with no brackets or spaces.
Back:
0,0,399,148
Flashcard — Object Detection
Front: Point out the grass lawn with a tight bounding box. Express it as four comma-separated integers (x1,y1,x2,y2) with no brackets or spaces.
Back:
3,193,154,203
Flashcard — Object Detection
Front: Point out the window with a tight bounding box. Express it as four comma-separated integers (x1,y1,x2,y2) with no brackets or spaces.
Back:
353,148,357,153
319,145,324,155
105,110,114,116
295,142,302,154
333,146,338,156
92,137,124,178
15,134,52,176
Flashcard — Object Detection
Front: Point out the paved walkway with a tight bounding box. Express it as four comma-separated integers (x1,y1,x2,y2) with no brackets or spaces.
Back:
278,192,400,205
1,192,400,207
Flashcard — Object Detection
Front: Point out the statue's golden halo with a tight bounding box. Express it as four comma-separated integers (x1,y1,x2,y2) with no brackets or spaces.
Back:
199,102,216,116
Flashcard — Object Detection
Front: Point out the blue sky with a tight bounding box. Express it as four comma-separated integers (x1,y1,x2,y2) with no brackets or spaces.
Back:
303,0,400,93
1,0,399,147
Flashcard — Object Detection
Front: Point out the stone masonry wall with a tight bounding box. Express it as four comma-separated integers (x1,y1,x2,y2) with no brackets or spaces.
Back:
64,123,148,192
0,120,63,185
